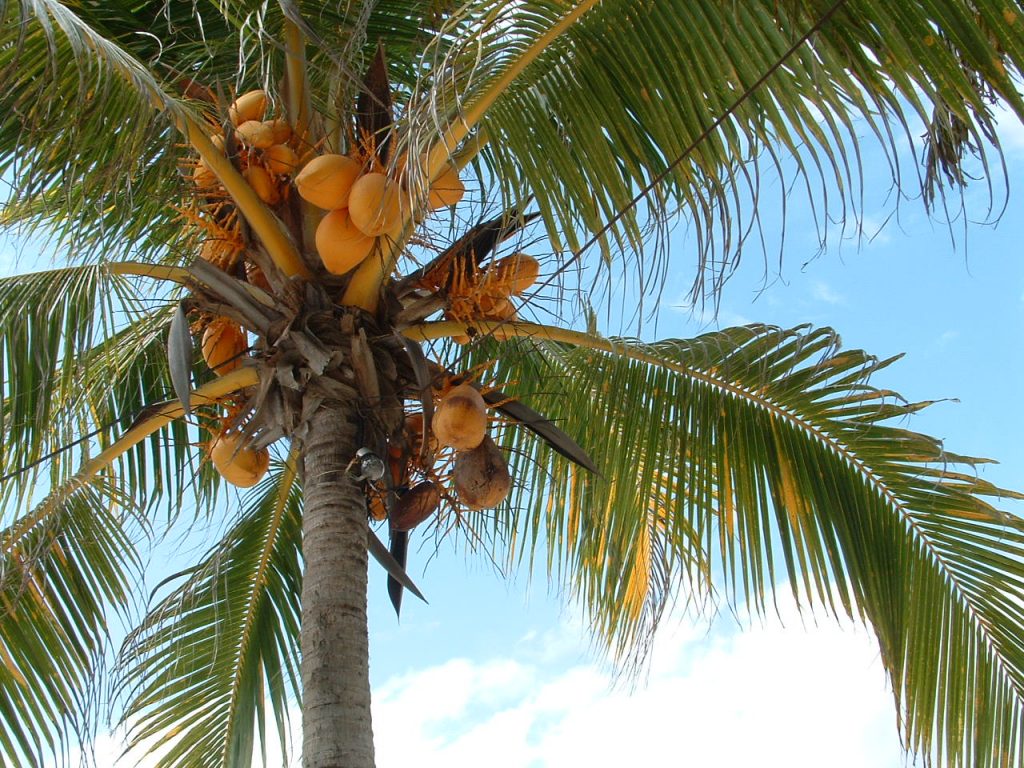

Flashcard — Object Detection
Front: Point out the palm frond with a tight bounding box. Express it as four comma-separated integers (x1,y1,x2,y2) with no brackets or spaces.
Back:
458,323,1024,767
412,0,1024,302
116,456,302,768
0,0,196,263
0,265,206,521
0,475,139,767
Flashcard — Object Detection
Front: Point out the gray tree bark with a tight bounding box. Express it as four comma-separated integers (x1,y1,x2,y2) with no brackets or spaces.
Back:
300,398,375,767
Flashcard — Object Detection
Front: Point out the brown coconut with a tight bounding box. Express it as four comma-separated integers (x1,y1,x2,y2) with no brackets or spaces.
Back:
432,383,487,450
229,89,267,126
453,436,511,510
315,208,377,275
209,431,270,488
235,119,275,149
391,481,442,531
428,163,466,210
348,172,402,236
202,318,247,374
294,154,361,210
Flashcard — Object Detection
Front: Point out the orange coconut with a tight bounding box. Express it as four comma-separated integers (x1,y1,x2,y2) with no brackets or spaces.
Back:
264,118,292,144
244,165,280,205
405,412,439,459
264,144,300,176
193,159,218,188
294,154,361,210
202,318,248,374
453,436,511,510
432,383,487,450
315,208,377,275
348,172,402,236
209,431,270,488
428,163,465,210
484,253,540,294
235,119,275,149
229,89,267,126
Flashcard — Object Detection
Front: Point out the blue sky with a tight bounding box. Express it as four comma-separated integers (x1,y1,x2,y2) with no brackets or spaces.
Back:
4,105,1024,767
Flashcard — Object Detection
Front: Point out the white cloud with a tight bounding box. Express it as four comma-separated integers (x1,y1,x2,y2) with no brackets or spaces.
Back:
373,599,905,768
81,597,906,768
811,280,846,305
994,101,1024,157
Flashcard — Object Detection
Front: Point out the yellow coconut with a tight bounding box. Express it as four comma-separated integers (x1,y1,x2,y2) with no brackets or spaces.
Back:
315,208,377,275
244,165,281,205
229,89,268,126
265,118,292,144
432,383,487,450
264,144,300,176
209,431,270,488
294,154,362,210
209,133,226,153
484,253,540,294
235,119,275,149
202,318,248,374
453,436,511,510
348,172,402,236
428,163,466,210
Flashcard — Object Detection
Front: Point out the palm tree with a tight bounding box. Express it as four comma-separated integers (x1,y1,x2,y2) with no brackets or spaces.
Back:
2,1,1024,766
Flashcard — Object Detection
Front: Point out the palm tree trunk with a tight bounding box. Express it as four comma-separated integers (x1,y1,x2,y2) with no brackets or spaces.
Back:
300,398,375,768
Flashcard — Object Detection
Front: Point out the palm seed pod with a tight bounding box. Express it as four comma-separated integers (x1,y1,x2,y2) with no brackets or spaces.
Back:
453,436,511,510
209,430,270,488
229,89,268,126
202,317,247,374
432,383,487,450
294,154,362,210
391,481,442,531
348,172,402,236
315,208,377,275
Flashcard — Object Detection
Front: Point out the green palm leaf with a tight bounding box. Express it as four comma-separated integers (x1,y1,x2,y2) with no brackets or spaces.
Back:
0,476,138,766
0,265,202,519
116,456,302,768
456,323,1024,766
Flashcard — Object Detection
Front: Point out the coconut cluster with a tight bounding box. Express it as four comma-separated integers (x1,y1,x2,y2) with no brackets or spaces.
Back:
295,148,466,277
187,88,303,488
418,252,539,344
192,89,300,207
368,381,512,532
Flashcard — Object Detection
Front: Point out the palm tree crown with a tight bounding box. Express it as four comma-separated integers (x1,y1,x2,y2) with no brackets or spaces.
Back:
2,1,1024,766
